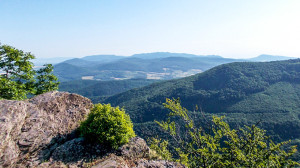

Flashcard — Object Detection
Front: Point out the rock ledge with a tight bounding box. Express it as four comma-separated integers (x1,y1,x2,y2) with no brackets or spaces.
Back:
0,92,184,168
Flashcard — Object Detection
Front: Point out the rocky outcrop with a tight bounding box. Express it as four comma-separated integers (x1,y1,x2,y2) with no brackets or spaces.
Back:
0,91,92,167
0,91,184,168
39,137,184,168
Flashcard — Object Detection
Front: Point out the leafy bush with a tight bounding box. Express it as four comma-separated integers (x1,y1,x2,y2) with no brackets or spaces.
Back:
151,98,300,167
79,103,136,149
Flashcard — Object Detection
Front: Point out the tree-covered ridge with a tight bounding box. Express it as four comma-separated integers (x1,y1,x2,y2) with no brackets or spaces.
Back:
103,59,300,162
59,79,158,102
104,59,300,120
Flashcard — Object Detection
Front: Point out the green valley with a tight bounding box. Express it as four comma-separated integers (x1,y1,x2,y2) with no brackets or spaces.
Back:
59,78,159,102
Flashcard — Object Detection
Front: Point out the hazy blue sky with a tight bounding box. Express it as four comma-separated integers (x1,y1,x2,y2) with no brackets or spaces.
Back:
1,0,300,58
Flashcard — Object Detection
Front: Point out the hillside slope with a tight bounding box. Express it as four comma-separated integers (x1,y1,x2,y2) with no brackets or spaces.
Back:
53,63,93,81
103,59,300,160
59,79,158,102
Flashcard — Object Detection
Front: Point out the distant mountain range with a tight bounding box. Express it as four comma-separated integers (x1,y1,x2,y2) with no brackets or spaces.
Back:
32,57,75,66
249,54,295,62
50,52,295,82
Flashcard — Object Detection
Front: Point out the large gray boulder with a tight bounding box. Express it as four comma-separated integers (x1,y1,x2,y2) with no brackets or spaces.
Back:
0,91,93,167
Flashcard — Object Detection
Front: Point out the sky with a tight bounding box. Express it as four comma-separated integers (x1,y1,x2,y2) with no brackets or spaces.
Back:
1,0,300,59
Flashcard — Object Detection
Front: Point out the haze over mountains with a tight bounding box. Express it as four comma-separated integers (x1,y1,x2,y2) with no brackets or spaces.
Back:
47,52,295,82
34,52,295,66
249,54,295,62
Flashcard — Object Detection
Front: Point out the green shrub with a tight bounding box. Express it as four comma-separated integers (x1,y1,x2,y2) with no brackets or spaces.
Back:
79,103,136,149
153,98,300,167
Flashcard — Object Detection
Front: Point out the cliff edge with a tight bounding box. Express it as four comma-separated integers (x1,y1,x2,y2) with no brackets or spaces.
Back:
0,91,184,168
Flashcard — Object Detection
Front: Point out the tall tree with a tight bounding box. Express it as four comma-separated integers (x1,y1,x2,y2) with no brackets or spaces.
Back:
0,43,59,100
35,64,59,95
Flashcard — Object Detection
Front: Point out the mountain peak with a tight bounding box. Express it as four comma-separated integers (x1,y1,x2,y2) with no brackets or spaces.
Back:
249,54,295,62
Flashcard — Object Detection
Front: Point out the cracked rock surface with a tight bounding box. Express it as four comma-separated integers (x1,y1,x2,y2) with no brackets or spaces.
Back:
0,91,93,167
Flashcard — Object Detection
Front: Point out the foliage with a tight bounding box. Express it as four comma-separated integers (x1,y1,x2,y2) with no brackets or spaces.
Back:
0,43,59,100
35,64,59,94
152,98,300,167
79,103,136,149
148,137,173,161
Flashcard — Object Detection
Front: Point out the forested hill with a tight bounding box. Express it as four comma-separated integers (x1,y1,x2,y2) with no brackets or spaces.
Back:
103,59,300,160
59,79,158,102
104,59,300,121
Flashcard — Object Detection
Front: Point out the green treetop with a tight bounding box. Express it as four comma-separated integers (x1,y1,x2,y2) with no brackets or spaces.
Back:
0,43,59,100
